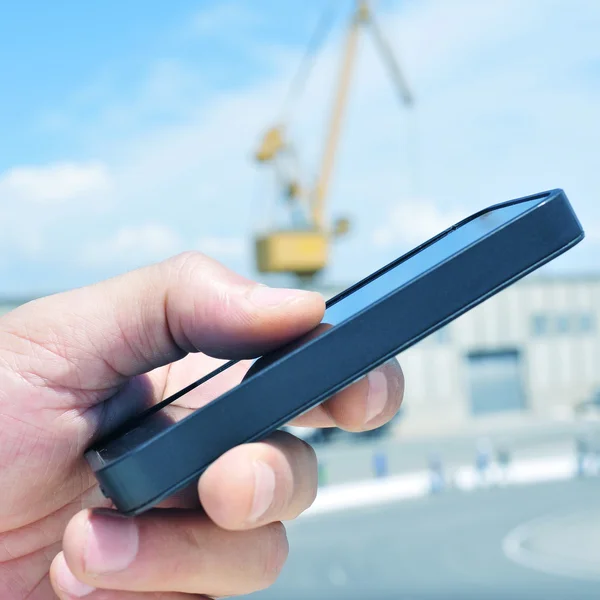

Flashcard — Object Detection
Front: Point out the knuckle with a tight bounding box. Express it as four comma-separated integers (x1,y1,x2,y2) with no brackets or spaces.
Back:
165,251,210,282
256,522,289,589
270,433,319,520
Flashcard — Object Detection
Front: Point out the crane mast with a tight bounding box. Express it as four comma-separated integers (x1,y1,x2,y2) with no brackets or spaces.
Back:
313,2,366,232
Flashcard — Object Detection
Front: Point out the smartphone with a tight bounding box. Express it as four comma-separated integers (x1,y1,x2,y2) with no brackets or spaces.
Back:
85,188,584,515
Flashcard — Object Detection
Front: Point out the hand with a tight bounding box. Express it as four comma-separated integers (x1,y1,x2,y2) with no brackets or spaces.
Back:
0,252,404,599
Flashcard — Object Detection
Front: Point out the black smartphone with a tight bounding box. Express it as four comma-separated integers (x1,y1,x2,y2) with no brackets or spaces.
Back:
85,189,584,515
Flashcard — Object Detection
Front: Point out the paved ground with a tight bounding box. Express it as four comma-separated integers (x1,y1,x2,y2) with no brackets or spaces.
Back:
250,478,600,600
313,419,598,485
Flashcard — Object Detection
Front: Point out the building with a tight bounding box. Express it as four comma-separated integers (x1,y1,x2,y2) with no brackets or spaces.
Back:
320,274,600,433
402,275,599,429
2,274,599,433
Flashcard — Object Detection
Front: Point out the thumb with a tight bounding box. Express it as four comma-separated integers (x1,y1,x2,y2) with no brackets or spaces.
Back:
1,251,325,392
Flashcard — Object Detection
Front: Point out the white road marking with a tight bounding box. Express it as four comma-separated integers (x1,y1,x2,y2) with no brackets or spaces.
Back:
301,454,578,518
304,472,430,517
502,512,600,582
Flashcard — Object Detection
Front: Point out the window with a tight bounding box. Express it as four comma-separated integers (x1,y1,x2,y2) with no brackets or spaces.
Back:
579,313,595,333
532,312,596,337
531,315,549,337
556,315,570,334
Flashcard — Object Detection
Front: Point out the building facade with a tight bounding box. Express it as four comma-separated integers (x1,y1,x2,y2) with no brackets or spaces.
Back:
2,275,599,432
396,275,597,429
318,275,600,432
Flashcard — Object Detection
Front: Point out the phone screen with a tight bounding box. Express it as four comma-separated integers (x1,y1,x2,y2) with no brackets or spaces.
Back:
323,195,546,327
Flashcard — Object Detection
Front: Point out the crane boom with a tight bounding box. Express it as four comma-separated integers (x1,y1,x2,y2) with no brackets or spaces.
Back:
312,2,367,232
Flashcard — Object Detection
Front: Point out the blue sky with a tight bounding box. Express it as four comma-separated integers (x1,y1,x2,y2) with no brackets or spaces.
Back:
1,0,599,296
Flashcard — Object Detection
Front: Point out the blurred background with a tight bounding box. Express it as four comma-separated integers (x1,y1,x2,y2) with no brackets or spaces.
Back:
1,1,599,598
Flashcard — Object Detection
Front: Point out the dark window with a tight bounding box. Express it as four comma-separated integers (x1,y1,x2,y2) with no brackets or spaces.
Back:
556,315,570,334
467,349,526,415
579,313,595,333
532,314,548,336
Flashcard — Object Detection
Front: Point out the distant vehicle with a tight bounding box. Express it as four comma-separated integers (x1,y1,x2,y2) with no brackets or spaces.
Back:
280,425,335,444
280,425,339,445
282,407,405,444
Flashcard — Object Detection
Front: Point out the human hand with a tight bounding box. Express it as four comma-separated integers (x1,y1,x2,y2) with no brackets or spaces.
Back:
0,252,404,599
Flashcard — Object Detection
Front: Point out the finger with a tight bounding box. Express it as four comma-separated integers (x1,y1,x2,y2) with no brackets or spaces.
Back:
51,552,207,599
56,509,289,597
198,430,317,530
290,357,405,432
323,358,405,431
1,251,324,403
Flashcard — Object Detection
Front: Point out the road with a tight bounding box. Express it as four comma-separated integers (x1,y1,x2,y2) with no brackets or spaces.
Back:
250,478,600,600
312,419,598,485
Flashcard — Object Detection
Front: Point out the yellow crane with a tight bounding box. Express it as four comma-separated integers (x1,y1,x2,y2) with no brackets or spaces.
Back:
253,0,414,283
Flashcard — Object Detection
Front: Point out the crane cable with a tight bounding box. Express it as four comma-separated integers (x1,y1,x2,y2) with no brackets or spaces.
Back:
367,4,420,198
262,1,421,223
368,8,414,107
277,0,340,126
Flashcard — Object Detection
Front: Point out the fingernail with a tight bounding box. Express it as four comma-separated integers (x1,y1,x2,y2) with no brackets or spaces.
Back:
249,460,276,523
249,284,314,308
84,512,139,575
54,553,95,598
366,370,388,423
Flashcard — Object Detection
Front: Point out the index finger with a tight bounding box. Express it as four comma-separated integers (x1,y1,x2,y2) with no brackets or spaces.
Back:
289,357,405,431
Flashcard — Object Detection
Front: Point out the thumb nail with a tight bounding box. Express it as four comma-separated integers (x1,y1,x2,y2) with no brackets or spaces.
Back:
84,512,139,575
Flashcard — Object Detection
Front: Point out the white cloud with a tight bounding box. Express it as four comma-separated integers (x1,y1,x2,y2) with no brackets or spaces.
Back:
0,161,111,205
81,224,184,267
373,198,466,249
